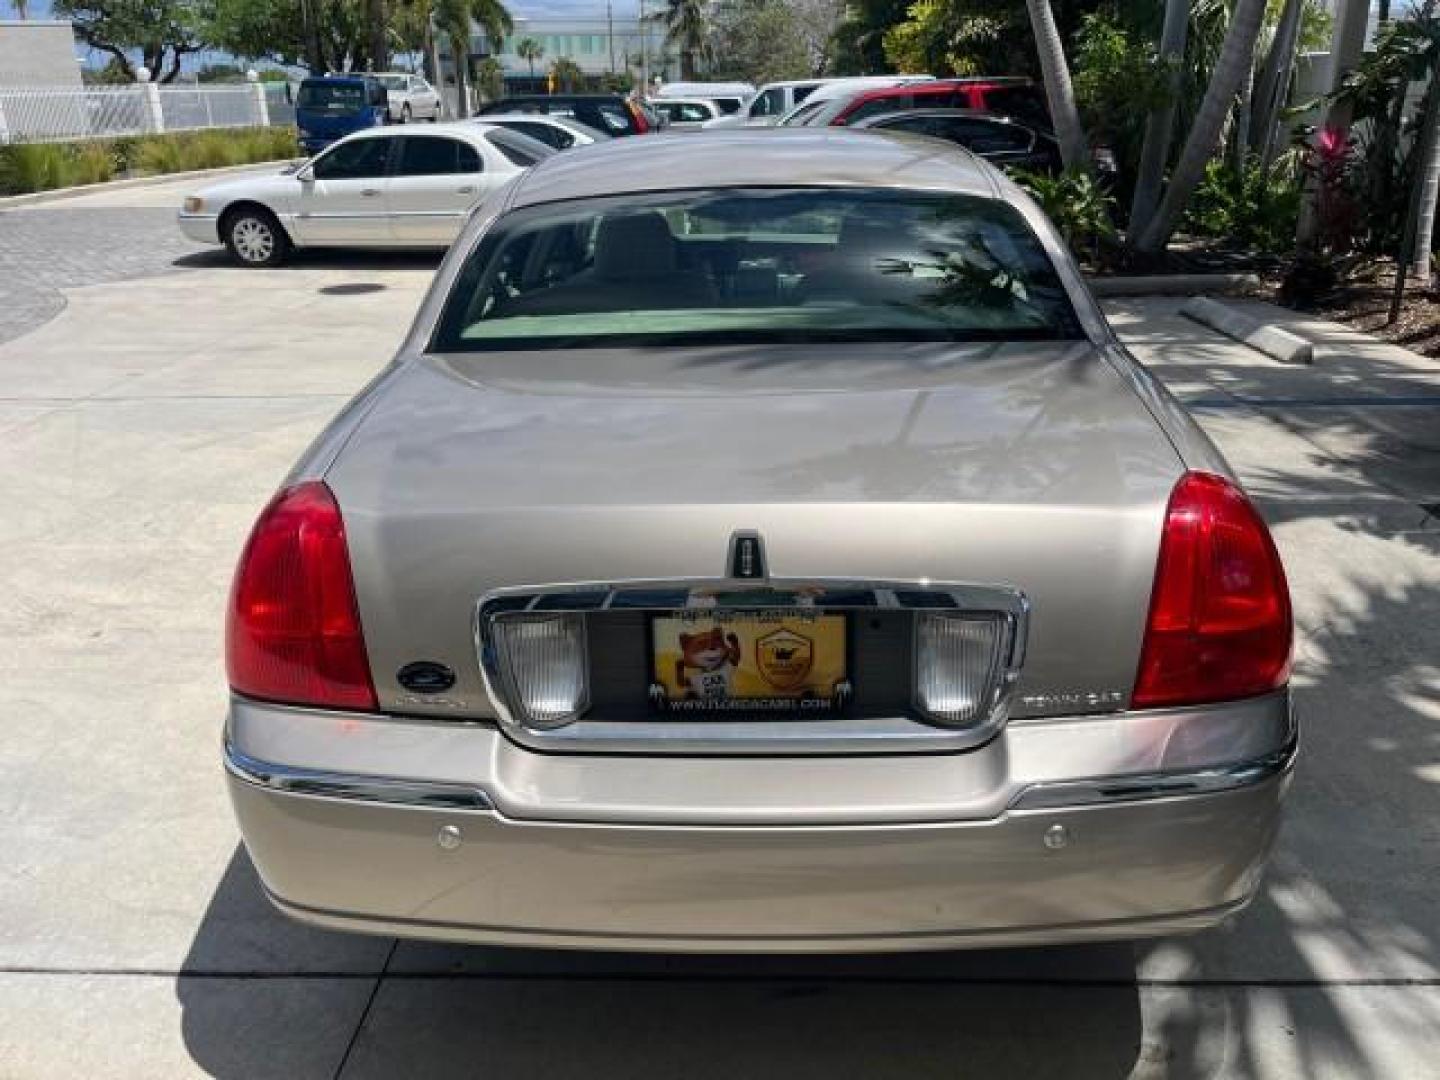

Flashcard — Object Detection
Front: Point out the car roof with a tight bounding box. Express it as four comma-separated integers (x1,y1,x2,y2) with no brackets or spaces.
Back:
341,121,500,145
508,128,997,208
851,78,1033,102
301,74,375,85
479,114,613,138
753,79,828,90
481,112,571,123
857,107,1036,127
493,94,626,103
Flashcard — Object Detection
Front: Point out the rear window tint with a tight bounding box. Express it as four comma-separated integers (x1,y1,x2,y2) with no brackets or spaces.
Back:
435,186,1082,351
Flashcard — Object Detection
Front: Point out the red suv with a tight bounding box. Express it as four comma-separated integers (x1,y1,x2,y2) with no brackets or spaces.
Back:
790,78,1051,132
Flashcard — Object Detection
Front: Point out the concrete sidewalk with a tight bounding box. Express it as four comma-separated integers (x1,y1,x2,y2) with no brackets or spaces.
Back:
0,234,1437,1077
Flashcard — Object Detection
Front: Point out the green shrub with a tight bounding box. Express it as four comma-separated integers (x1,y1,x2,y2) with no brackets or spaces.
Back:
1183,159,1302,255
130,134,189,176
0,142,75,194
70,141,118,186
1010,168,1118,262
1073,12,1172,209
2,127,299,196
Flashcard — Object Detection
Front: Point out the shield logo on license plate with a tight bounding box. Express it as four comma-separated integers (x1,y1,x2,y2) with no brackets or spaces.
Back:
755,628,814,691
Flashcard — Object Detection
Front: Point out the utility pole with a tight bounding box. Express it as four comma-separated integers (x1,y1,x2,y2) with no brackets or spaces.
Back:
638,0,648,94
426,9,445,116
607,1,615,76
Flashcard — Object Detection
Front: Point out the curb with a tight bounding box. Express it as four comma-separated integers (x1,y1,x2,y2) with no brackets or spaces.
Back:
0,159,301,210
1087,273,1261,297
1180,296,1315,365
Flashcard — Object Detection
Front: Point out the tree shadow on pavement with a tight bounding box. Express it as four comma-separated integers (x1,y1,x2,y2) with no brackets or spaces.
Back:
1110,298,1440,1076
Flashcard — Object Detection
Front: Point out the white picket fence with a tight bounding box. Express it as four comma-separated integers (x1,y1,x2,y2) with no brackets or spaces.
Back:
0,84,288,145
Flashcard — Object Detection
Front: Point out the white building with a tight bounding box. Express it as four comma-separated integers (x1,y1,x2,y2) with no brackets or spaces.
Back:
0,20,82,87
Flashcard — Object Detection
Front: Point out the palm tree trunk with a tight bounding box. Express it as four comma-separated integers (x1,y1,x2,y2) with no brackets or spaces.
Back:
1407,72,1440,280
368,0,389,71
451,33,469,117
425,21,445,116
1127,0,1188,237
1022,0,1089,173
1251,0,1305,171
1132,0,1269,254
1232,63,1254,172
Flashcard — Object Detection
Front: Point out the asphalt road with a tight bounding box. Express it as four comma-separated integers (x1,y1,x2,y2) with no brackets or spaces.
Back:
1,175,1438,1079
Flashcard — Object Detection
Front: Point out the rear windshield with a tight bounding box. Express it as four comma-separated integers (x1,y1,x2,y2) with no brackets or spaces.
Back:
484,128,555,166
297,82,365,111
434,187,1081,351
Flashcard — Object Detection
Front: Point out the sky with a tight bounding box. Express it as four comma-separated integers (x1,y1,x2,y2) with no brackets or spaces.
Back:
7,0,650,71
11,0,645,17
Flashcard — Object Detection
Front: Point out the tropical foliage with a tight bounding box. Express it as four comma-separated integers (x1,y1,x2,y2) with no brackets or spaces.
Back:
550,56,584,93
878,0,1033,76
516,36,544,77
709,0,812,84
654,0,708,81
1011,168,1116,261
1184,157,1303,254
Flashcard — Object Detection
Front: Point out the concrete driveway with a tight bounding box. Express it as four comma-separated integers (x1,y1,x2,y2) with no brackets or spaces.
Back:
1,177,1438,1079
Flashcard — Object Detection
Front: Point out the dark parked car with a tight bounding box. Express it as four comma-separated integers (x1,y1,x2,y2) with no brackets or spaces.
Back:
852,109,1062,173
475,95,656,137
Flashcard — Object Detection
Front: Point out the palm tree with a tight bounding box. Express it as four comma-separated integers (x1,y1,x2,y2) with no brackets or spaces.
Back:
435,0,512,118
1128,0,1188,235
656,0,707,81
476,55,505,101
1405,25,1440,281
551,57,584,93
516,37,544,80
1250,0,1306,171
1021,0,1088,174
1131,0,1269,253
12,0,29,18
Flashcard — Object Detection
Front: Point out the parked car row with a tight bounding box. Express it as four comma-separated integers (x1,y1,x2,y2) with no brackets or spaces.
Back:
189,71,1087,267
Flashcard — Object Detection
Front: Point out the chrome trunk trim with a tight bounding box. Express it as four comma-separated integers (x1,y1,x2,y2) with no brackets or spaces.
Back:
473,577,1029,756
223,740,493,810
1008,721,1298,811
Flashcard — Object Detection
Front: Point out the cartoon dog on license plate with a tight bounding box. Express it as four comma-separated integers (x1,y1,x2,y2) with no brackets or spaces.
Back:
676,626,742,699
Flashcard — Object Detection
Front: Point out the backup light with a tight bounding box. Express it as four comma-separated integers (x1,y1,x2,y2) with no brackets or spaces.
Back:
490,614,589,729
914,613,1008,727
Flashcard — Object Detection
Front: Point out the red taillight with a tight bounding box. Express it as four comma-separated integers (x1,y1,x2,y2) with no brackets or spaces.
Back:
1132,472,1292,709
226,481,377,711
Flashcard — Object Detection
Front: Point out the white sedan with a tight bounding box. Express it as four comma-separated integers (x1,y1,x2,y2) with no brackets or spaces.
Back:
178,123,554,266
375,72,443,123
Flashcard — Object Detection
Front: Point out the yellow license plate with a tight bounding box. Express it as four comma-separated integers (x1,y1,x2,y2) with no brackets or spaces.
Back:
649,610,850,714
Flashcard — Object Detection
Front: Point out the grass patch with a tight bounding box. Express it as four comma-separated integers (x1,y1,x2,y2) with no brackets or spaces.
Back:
0,127,300,196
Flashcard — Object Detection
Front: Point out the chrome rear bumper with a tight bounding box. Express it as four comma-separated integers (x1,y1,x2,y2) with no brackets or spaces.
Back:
177,212,220,245
225,691,1294,952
